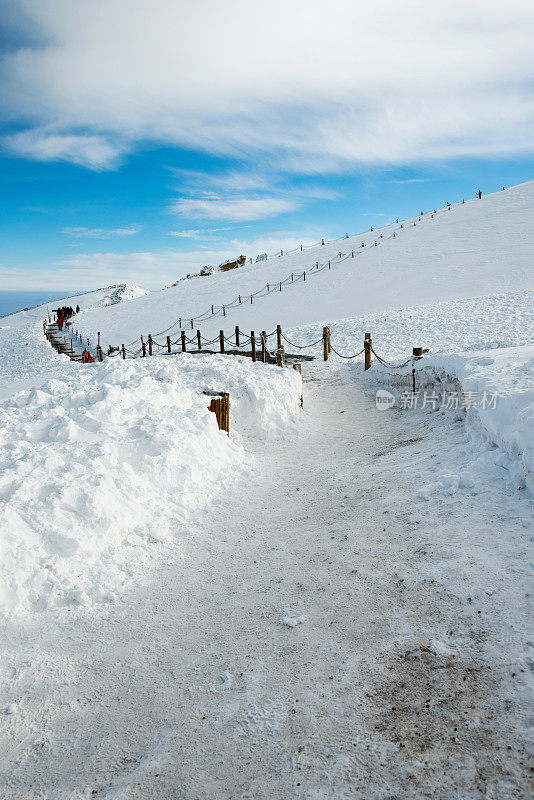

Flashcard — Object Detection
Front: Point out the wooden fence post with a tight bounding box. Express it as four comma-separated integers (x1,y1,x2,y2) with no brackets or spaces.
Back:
223,305,226,316
235,325,240,346
208,393,230,435
327,326,332,354
181,331,187,352
142,341,146,357
220,330,225,353
364,333,372,370
166,335,171,353
148,334,153,356
323,327,329,361
412,346,423,392
197,330,202,350
97,331,101,349
261,331,267,363
122,344,126,359
251,331,256,362
277,324,282,350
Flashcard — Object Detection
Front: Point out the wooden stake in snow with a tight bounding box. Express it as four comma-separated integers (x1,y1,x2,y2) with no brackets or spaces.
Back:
148,334,153,356
412,346,423,392
364,333,372,371
251,331,256,362
323,327,329,361
207,392,230,435
277,325,282,350
261,331,267,363
220,330,225,354
235,325,240,347
197,330,201,350
122,344,126,359
181,331,187,352
167,336,171,353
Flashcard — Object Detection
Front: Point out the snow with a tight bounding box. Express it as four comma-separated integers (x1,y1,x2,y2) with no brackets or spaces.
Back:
1,363,531,798
0,182,532,797
0,355,302,616
0,283,149,399
77,183,534,348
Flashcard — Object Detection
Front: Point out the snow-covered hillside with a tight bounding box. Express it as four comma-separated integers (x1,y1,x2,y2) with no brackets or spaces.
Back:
79,183,534,348
0,283,149,398
1,184,532,799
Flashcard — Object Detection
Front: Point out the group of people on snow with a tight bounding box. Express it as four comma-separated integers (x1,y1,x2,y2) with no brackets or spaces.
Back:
55,304,80,331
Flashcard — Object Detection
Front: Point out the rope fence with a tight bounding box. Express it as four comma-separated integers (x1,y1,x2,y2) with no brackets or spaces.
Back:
42,185,501,386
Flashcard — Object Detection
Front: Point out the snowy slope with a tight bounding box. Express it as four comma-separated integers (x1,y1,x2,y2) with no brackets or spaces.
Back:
0,356,302,615
79,182,534,348
0,283,149,398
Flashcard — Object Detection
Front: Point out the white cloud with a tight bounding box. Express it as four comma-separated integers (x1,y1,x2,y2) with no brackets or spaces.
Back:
4,130,124,170
1,1,532,169
388,178,432,185
61,225,142,238
169,196,299,221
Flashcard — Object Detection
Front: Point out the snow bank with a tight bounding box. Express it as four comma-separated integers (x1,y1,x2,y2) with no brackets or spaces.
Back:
0,355,302,616
414,346,534,493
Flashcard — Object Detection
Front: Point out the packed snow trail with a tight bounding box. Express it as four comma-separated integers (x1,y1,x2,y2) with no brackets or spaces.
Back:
1,364,531,799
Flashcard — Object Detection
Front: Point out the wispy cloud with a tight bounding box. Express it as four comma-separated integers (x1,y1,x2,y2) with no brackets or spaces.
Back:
388,178,432,185
169,196,298,222
1,2,532,171
62,225,142,238
4,130,124,170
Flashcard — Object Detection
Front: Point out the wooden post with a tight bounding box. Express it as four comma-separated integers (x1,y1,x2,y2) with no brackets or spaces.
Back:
235,325,240,346
223,305,226,316
364,333,372,371
277,325,282,350
279,281,282,292
251,331,256,362
220,330,225,353
191,318,194,329
148,334,153,356
181,331,186,352
97,331,101,349
179,318,182,328
328,260,330,269
352,250,354,257
323,327,329,361
142,341,146,357
412,347,423,392
211,305,214,315
167,335,171,353
303,271,306,281
291,273,293,281
261,331,267,363
239,295,241,304
250,295,253,304
327,326,332,354
122,344,126,359
208,393,230,435
98,347,103,362
197,330,201,350
276,345,285,367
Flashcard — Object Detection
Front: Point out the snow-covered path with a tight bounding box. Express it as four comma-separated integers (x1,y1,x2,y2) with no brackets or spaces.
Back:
1,364,531,799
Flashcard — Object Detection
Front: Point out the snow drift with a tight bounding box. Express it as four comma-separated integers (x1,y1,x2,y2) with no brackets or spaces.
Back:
0,355,302,616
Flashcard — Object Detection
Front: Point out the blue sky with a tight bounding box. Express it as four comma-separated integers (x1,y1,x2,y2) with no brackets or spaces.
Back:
0,1,533,291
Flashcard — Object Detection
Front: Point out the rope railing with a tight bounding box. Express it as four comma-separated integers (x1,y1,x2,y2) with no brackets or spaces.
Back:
47,185,501,365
